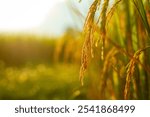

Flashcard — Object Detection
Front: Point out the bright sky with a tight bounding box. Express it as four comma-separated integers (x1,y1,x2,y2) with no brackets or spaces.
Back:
0,0,65,32
0,0,114,36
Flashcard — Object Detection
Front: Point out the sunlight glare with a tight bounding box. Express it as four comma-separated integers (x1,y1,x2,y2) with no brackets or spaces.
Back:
0,0,66,32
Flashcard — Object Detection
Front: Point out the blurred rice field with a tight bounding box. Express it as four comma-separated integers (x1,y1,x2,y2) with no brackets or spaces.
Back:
0,32,90,100
0,63,86,99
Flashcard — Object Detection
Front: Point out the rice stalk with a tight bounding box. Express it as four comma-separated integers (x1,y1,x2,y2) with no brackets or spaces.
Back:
124,46,150,100
99,47,118,99
79,0,100,86
97,0,110,60
124,0,134,54
106,0,122,25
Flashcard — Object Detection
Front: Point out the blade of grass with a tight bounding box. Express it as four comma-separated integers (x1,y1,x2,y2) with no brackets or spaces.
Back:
133,0,150,38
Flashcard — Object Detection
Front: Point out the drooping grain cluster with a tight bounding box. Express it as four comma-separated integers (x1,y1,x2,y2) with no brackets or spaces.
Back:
79,0,150,100
98,0,109,60
124,46,150,99
79,0,118,85
79,0,100,86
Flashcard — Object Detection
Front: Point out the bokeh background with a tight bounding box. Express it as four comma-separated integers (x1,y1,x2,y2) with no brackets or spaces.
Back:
0,0,91,100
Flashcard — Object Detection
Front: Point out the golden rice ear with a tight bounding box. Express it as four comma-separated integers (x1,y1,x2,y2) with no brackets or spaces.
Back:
124,46,150,100
79,0,100,86
99,0,109,60
79,0,112,85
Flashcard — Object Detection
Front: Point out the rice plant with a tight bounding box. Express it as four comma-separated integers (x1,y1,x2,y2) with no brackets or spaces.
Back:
80,0,150,99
